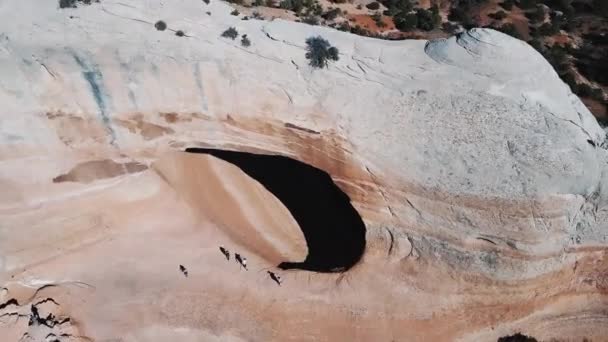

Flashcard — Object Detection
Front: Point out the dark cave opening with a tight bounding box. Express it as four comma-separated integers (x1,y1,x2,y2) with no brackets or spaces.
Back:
185,147,366,273
497,333,538,342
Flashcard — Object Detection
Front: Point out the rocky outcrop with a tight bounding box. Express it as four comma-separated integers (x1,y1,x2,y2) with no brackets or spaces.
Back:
0,0,607,341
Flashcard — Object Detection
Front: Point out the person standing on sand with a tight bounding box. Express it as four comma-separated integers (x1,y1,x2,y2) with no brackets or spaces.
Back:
235,253,247,270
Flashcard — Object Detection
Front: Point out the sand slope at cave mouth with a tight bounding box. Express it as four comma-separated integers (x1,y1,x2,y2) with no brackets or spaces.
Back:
152,151,308,264
185,148,367,272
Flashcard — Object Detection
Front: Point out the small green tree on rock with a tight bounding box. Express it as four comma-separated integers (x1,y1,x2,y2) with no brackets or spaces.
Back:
221,27,239,40
305,36,339,68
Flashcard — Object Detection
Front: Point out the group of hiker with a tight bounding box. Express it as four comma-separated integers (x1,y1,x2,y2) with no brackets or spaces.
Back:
178,246,282,286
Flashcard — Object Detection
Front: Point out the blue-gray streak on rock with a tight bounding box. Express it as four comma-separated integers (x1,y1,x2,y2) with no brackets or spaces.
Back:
193,62,208,112
71,51,117,145
118,55,138,111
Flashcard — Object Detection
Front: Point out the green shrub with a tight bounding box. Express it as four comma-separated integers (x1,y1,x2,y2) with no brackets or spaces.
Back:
416,8,436,31
489,10,507,20
175,30,185,37
497,23,521,39
59,0,77,8
518,0,536,9
592,0,608,17
430,4,441,26
221,27,239,39
538,22,556,36
577,83,594,97
154,20,167,31
380,0,412,16
500,0,514,10
241,34,251,47
231,9,240,15
305,36,339,68
394,12,417,31
302,15,320,25
366,1,380,10
59,0,98,9
526,6,545,23
322,7,342,20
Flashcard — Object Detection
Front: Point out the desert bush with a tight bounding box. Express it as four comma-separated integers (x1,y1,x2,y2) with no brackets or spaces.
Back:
154,20,167,31
221,27,239,39
430,4,441,26
497,23,521,39
241,34,251,47
302,15,320,25
577,83,594,97
175,30,185,37
305,36,339,68
231,9,240,15
526,6,545,23
518,0,536,9
59,0,98,8
538,22,556,36
381,0,412,16
592,0,608,17
322,7,342,20
448,6,474,26
280,0,304,12
203,0,210,4
394,12,418,31
366,1,380,10
489,10,507,20
416,8,436,31
59,0,77,8
500,0,514,10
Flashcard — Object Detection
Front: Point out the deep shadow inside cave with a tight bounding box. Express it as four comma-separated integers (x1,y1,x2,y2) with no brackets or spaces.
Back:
185,147,366,273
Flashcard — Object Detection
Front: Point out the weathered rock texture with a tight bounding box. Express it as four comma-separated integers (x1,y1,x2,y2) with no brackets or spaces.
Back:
0,0,607,341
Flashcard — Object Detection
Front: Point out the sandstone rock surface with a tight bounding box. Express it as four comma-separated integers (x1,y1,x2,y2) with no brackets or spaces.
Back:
0,0,607,341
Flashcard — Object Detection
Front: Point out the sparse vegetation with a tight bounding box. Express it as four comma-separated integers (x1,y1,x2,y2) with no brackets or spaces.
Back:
154,20,167,31
221,27,239,40
175,30,185,37
231,9,240,16
234,0,607,120
371,11,387,28
59,0,98,9
203,0,210,4
305,36,339,68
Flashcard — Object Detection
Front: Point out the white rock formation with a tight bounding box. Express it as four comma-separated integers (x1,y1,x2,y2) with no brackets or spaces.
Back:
0,0,607,341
